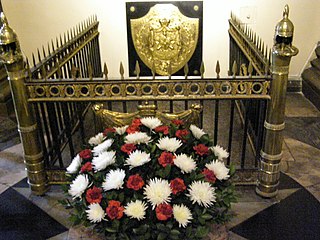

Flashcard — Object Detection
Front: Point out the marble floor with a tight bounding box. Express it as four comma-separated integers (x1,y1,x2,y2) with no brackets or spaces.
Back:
0,92,319,240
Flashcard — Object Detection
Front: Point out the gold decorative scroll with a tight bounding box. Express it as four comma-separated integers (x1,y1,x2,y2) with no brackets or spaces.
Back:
131,4,199,76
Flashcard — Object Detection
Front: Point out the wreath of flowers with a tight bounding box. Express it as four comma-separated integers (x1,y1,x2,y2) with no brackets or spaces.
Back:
62,117,236,240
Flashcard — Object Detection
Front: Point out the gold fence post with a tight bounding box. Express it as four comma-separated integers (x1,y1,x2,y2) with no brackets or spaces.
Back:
256,5,298,198
0,13,48,195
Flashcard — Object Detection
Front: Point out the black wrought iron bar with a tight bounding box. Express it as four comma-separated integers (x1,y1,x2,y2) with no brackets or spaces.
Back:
240,100,250,168
213,100,219,145
227,100,235,165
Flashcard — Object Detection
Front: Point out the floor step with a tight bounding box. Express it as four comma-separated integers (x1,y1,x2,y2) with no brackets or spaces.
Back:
302,67,320,111
316,45,320,58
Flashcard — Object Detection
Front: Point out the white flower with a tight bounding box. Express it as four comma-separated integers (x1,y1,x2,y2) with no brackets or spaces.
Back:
66,154,81,174
205,160,230,180
92,151,116,172
156,137,182,152
125,132,151,144
141,117,162,129
187,181,216,208
86,203,106,223
124,200,148,221
68,174,89,199
88,132,104,146
125,150,151,169
189,124,206,139
173,204,193,228
115,125,128,135
92,139,114,156
174,153,196,173
102,169,126,191
144,178,171,209
210,145,229,160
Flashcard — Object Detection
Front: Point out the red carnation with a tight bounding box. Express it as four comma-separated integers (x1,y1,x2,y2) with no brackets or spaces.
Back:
170,178,186,195
86,186,102,204
193,144,209,156
126,174,145,190
154,125,169,135
175,129,190,142
126,125,139,134
158,151,175,167
103,127,116,136
81,162,92,173
156,203,173,221
79,149,92,159
172,119,184,126
202,168,216,183
121,143,136,154
106,200,124,220
132,118,141,127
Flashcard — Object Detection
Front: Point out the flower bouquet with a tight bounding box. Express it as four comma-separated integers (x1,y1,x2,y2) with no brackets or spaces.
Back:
61,117,237,240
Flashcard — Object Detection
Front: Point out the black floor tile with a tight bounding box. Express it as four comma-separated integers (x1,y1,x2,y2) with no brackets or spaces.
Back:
278,172,302,190
0,187,67,240
231,188,320,240
12,177,29,188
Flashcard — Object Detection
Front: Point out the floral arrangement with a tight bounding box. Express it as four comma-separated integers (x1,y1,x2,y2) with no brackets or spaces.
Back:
61,117,236,240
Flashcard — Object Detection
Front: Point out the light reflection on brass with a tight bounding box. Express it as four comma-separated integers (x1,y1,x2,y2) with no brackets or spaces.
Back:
131,4,199,75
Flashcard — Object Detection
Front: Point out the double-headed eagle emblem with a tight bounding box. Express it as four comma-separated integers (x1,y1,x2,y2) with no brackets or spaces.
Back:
131,4,199,76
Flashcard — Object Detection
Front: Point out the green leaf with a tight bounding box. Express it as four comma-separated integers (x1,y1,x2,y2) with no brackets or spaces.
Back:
163,164,171,177
201,213,213,220
157,232,167,240
133,224,149,235
105,227,118,233
229,163,236,176
170,229,180,235
196,226,209,238
156,223,168,232
151,144,157,153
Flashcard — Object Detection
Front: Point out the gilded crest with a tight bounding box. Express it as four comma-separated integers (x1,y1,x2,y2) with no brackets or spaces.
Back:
130,4,199,76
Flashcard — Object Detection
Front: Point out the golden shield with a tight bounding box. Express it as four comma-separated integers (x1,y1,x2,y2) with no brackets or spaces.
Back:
130,4,199,76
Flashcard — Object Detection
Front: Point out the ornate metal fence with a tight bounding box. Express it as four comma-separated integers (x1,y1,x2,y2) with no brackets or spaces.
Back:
27,16,102,179
0,5,297,198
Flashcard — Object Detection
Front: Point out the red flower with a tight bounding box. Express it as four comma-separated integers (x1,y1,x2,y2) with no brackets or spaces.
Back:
154,125,169,135
158,151,175,167
126,174,145,190
132,118,141,127
156,203,173,221
172,119,184,126
121,143,136,154
193,144,209,156
86,186,102,204
81,162,92,172
106,200,124,220
175,129,190,142
103,127,116,136
170,178,186,194
126,125,139,134
202,168,216,183
79,149,92,159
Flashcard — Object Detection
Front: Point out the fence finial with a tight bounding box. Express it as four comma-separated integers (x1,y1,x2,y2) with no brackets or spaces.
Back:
135,60,140,79
184,63,189,79
168,62,172,79
88,63,93,80
216,60,220,79
248,62,253,78
200,61,205,78
120,62,124,80
232,60,237,78
103,62,108,80
151,62,156,80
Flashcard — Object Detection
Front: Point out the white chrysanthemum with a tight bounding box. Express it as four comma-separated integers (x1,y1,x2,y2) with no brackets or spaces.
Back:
205,160,230,180
68,174,89,199
125,150,151,169
187,181,216,208
92,139,114,156
125,132,151,144
86,203,106,223
92,151,116,172
141,117,162,130
189,124,206,139
124,200,148,221
174,153,196,174
210,145,229,160
173,204,193,228
156,137,182,152
144,178,171,209
102,169,126,191
88,132,104,146
66,154,81,174
115,125,128,135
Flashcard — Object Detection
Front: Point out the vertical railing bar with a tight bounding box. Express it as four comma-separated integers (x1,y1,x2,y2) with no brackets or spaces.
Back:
227,100,235,165
62,102,75,158
240,100,250,168
199,100,204,128
213,100,219,145
255,100,266,167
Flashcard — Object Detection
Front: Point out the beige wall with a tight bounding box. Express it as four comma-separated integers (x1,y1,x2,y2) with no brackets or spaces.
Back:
2,0,320,78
